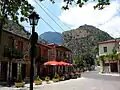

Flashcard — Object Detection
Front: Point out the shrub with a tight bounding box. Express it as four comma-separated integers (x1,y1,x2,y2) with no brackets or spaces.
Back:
16,73,23,83
36,76,42,81
52,73,60,82
54,72,60,79
52,78,59,82
45,76,50,82
34,76,42,85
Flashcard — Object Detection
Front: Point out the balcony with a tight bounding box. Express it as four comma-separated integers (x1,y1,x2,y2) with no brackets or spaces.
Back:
36,56,48,64
4,46,24,59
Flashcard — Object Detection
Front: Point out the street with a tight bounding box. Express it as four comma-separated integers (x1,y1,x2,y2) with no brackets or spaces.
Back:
1,67,120,90
33,67,120,90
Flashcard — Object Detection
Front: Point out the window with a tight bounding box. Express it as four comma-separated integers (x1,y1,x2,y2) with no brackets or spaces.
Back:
64,52,66,57
56,51,59,56
103,47,107,52
18,41,23,51
11,38,14,48
8,36,14,48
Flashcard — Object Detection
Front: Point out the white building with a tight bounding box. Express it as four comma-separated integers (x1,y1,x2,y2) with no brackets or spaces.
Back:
99,39,120,56
98,39,120,73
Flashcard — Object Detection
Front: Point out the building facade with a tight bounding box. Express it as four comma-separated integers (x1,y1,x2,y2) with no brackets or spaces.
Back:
0,21,73,83
0,21,30,84
47,43,73,63
98,39,120,73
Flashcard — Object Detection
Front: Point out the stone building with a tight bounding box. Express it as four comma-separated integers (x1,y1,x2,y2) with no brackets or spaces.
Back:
0,21,30,84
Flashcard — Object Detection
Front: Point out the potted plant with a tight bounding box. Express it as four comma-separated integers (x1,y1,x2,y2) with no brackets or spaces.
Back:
45,76,50,84
15,73,25,88
52,73,59,82
59,76,65,81
34,76,42,85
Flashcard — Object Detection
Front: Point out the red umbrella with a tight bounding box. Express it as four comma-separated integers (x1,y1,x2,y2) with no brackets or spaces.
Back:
58,61,70,66
44,61,59,66
68,63,72,66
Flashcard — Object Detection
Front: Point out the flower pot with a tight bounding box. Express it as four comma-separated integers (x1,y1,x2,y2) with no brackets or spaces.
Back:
53,78,59,82
15,82,25,88
59,77,64,81
34,80,42,85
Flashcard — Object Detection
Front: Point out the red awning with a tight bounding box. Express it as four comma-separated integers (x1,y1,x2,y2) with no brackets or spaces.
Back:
44,61,72,66
57,61,68,66
68,63,72,66
58,61,72,66
44,61,59,66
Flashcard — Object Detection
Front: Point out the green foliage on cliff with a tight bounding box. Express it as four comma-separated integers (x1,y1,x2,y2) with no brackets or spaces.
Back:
63,25,113,67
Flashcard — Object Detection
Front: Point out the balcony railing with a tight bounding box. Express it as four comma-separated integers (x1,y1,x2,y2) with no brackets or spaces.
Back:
36,56,48,63
4,46,24,59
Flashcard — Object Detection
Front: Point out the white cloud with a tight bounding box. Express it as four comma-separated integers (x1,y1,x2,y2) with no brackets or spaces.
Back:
99,16,120,38
27,0,36,5
59,0,120,38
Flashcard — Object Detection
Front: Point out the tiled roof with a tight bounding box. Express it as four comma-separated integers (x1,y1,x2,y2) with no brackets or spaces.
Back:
98,39,120,44
47,43,71,51
37,41,52,48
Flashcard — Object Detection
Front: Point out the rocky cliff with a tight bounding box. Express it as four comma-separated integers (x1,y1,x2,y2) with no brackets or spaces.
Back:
62,24,114,57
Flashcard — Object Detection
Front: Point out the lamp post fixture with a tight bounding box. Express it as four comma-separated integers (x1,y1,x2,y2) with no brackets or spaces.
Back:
29,12,40,90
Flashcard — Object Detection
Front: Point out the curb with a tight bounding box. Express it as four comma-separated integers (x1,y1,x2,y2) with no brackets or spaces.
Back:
98,72,120,76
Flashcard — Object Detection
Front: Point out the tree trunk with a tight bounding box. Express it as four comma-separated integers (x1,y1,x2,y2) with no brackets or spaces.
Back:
109,60,110,73
0,1,6,44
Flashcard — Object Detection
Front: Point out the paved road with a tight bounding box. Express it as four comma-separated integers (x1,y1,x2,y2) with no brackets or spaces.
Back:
82,68,120,82
32,67,120,90
1,67,120,90
33,67,120,90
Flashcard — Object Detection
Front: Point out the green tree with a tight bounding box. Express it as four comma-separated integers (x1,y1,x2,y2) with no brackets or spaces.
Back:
74,57,84,68
73,57,79,64
112,46,117,54
98,55,105,73
92,46,99,55
0,0,34,22
81,52,95,70
40,0,110,10
0,0,34,43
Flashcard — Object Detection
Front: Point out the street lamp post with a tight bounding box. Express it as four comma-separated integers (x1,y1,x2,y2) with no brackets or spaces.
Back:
29,12,40,90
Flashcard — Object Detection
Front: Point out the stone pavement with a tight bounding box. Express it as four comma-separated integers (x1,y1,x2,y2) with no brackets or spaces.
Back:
0,78,84,90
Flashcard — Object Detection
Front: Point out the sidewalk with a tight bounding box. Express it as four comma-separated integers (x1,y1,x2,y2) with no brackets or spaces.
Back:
0,78,84,90
99,72,120,76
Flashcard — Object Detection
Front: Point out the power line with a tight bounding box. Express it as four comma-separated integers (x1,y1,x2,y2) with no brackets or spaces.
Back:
40,16,62,40
23,21,62,44
40,17,63,44
34,0,65,32
40,2,72,30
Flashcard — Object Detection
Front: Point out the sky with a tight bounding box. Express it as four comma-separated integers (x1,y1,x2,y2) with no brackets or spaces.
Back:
22,0,120,38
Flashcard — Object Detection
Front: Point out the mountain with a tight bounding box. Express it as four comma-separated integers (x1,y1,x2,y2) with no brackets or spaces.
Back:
62,24,114,58
38,37,48,44
39,31,63,44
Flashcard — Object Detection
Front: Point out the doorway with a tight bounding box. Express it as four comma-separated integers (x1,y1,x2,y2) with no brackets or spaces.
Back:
21,64,26,80
0,61,7,81
12,63,17,80
110,63,118,72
